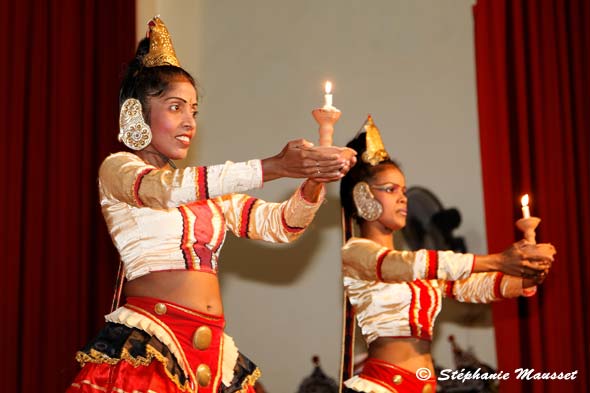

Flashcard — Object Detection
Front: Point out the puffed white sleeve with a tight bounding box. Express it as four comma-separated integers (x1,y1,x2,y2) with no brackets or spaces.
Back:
342,238,475,282
98,152,263,209
221,181,325,243
442,272,530,302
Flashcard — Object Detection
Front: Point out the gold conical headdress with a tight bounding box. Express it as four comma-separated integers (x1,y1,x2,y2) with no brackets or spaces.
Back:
360,115,389,166
142,16,181,67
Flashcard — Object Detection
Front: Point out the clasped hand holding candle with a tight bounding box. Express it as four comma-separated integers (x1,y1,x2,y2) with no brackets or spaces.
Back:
515,193,546,296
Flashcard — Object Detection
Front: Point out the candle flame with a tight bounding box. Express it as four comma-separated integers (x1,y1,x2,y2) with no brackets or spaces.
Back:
324,81,332,94
521,194,529,207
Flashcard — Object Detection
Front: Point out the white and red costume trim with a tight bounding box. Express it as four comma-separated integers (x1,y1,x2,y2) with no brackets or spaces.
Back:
98,152,324,280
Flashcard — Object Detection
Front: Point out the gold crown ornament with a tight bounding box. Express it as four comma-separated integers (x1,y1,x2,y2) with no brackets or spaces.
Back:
142,16,181,67
360,115,389,166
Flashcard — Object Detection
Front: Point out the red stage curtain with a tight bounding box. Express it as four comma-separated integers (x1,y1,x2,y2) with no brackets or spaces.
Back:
473,0,590,392
0,1,135,391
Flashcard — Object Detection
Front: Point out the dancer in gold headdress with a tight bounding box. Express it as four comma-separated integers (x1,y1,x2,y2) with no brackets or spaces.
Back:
67,17,356,393
339,116,555,393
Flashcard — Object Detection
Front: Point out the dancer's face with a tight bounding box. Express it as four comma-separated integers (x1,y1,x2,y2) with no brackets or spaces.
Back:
147,80,198,160
369,166,408,231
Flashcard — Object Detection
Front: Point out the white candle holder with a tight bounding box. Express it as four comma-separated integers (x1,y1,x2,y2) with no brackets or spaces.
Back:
515,216,541,244
516,216,542,297
312,108,341,147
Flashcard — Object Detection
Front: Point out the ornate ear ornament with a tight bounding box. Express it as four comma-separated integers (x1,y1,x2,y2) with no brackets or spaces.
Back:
142,16,181,67
118,98,152,151
352,182,383,221
361,115,390,166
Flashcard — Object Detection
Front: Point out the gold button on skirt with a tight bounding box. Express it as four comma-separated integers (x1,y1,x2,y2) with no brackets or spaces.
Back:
192,326,213,350
422,384,433,393
196,363,211,387
392,374,403,385
154,303,167,315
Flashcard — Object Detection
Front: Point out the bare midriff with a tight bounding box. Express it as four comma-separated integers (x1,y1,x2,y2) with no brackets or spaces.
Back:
124,270,223,315
368,337,434,374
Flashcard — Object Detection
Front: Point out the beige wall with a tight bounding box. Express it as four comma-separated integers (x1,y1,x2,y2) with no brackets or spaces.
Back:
136,1,495,391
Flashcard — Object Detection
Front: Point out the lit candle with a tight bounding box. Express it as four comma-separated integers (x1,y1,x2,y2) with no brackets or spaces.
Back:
323,81,333,109
521,194,531,218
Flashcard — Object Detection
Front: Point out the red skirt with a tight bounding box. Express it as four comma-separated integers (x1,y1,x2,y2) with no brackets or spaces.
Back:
348,358,436,393
67,297,258,393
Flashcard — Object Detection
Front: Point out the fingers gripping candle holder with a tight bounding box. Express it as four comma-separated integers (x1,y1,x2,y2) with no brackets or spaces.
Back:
516,194,542,296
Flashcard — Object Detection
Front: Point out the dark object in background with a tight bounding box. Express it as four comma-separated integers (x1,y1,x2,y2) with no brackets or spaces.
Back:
297,356,338,393
435,336,499,393
432,208,467,253
401,187,466,252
